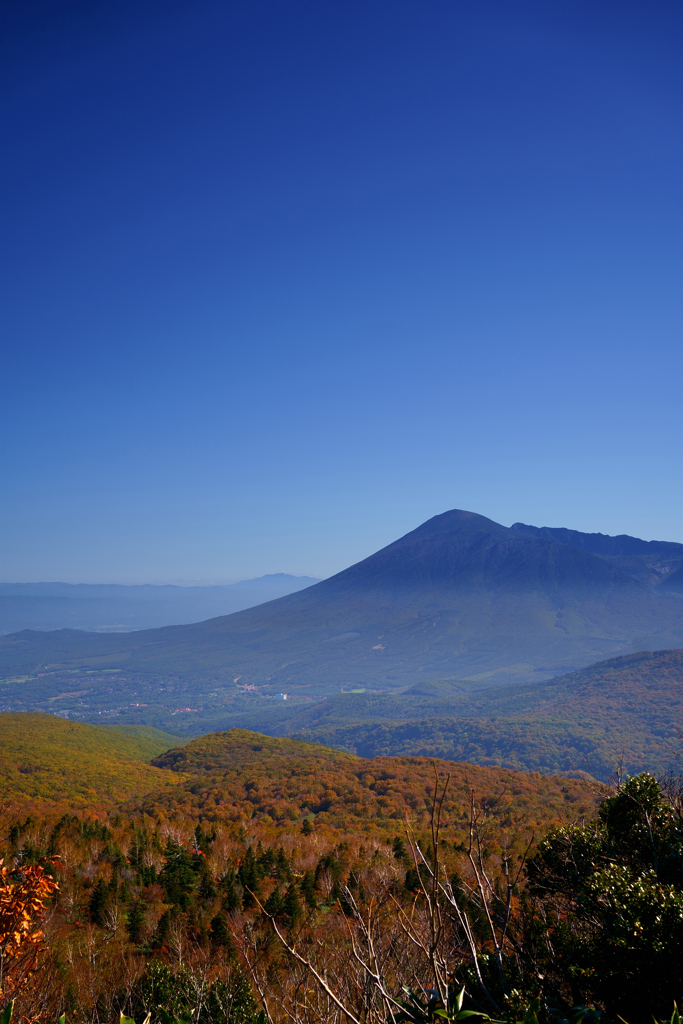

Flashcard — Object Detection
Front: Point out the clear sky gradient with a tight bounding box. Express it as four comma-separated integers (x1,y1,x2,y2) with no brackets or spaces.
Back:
2,0,682,583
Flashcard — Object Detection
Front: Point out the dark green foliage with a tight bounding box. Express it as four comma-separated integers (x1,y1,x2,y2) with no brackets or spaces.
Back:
209,913,231,948
526,772,683,1019
129,958,261,1024
159,839,201,911
80,818,111,841
392,835,407,860
153,910,171,947
404,867,422,894
129,962,194,1022
275,847,291,881
282,884,301,926
47,815,72,856
128,826,149,871
599,773,683,884
199,969,261,1024
393,983,507,1024
220,871,242,912
300,869,317,909
88,879,110,927
263,886,283,916
9,816,32,847
127,901,145,945
237,846,260,908
194,824,215,855
198,863,217,901
139,864,158,886
316,852,342,883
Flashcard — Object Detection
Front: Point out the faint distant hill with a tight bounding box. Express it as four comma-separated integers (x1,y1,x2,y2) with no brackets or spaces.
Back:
0,574,320,634
1,510,682,699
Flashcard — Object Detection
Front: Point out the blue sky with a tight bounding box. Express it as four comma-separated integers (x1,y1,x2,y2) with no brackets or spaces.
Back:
2,0,681,583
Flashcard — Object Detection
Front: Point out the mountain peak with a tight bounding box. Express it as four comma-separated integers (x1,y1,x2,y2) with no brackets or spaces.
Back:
326,508,637,595
1,510,682,697
410,509,510,537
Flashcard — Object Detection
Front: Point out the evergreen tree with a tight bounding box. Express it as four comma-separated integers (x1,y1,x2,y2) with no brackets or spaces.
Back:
300,869,317,909
89,878,107,926
392,836,407,860
264,886,283,916
127,900,145,944
283,884,301,926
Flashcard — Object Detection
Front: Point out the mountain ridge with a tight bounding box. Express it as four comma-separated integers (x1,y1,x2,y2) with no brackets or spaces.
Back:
510,521,683,585
307,511,643,594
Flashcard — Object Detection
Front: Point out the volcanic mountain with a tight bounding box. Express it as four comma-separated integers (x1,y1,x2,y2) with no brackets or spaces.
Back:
2,510,682,692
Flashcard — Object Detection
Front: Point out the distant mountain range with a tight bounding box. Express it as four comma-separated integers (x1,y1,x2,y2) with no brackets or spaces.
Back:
0,574,320,634
1,510,682,696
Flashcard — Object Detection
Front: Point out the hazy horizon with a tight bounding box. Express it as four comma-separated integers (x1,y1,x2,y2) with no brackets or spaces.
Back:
0,572,322,587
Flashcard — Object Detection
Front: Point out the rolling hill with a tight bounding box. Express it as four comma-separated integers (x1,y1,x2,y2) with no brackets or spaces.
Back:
136,727,601,835
3,648,678,792
0,721,603,1024
0,715,600,839
0,511,681,737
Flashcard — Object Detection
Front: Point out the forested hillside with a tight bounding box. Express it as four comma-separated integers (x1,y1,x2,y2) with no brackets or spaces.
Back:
1,717,596,831
137,728,596,832
1,647,681,783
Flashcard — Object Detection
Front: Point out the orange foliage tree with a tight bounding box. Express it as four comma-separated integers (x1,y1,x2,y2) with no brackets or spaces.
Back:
0,860,59,1005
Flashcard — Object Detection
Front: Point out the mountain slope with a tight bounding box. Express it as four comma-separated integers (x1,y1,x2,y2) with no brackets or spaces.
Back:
0,720,601,850
1,512,682,712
